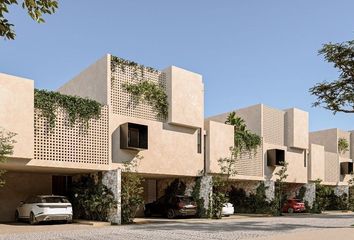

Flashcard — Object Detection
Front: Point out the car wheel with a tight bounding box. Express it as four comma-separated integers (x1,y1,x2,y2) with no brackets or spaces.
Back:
167,209,175,219
144,208,152,218
29,212,37,225
15,210,19,222
288,208,294,214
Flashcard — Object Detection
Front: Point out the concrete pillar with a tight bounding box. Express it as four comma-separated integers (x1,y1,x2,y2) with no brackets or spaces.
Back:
200,175,213,211
264,180,275,201
334,185,349,197
102,168,122,224
303,183,316,207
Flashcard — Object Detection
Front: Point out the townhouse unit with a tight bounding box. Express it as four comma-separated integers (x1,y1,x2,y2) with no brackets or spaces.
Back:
205,104,314,203
309,128,354,195
0,55,352,222
0,54,208,222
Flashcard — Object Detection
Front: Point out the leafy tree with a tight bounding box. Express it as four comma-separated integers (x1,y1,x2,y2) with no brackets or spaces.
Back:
225,112,262,158
1,0,58,40
310,39,354,114
0,128,16,187
121,156,144,224
273,161,288,215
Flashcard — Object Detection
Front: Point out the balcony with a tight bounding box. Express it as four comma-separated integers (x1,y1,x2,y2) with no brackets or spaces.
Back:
267,149,285,166
120,122,148,151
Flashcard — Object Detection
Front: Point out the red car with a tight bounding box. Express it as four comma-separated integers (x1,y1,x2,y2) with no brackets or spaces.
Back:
282,199,305,213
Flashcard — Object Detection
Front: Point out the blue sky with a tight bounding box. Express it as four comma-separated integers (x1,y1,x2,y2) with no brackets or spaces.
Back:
1,0,353,131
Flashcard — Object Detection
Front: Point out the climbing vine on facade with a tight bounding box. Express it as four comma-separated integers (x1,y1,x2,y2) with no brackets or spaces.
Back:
122,81,168,119
0,128,16,187
111,55,158,81
34,89,102,129
225,112,262,158
338,138,349,154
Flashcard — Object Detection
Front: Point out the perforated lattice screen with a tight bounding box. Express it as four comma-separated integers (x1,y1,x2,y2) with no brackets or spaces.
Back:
34,106,109,165
263,106,285,146
325,152,339,182
110,62,166,121
236,144,263,177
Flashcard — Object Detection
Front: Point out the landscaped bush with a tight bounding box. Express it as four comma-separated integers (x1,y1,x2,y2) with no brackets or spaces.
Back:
228,182,274,214
69,175,117,221
309,180,349,213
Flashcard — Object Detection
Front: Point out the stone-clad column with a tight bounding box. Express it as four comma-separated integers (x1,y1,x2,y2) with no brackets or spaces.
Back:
102,168,122,224
264,180,275,201
200,176,213,211
334,185,349,197
303,183,316,207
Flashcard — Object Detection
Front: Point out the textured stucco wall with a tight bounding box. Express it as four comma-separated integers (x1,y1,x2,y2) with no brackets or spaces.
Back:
284,108,309,149
164,66,204,128
309,129,338,153
58,55,109,105
0,73,34,159
204,120,234,174
0,172,52,222
111,115,204,177
309,144,325,181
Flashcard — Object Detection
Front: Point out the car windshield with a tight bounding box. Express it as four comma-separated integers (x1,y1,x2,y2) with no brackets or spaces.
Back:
40,197,70,203
178,196,194,204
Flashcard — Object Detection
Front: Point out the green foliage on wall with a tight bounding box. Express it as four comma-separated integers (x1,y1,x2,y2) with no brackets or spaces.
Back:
122,81,168,119
338,138,349,154
225,112,262,158
70,175,117,221
0,128,16,187
111,56,159,79
34,89,102,129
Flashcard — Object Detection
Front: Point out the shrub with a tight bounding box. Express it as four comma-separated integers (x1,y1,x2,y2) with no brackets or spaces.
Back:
121,158,144,224
70,175,117,221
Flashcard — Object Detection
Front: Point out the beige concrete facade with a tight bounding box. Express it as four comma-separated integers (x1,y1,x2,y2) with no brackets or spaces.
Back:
309,128,353,186
206,104,309,184
0,54,352,222
58,54,205,177
0,73,34,160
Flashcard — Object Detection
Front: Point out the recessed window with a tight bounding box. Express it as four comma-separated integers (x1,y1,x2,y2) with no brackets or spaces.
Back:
120,122,148,150
267,149,285,166
340,162,353,175
197,128,202,154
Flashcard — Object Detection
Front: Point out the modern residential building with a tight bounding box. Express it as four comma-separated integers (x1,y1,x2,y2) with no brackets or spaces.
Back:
0,54,208,222
309,128,354,195
0,55,352,222
206,104,313,203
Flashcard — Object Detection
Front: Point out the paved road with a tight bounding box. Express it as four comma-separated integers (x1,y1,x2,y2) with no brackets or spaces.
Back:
1,213,354,240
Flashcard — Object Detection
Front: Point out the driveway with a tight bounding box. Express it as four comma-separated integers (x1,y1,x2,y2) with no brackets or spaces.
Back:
1,213,354,240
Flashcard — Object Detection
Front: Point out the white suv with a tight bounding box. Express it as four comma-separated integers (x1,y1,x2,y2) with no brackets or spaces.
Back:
15,195,73,224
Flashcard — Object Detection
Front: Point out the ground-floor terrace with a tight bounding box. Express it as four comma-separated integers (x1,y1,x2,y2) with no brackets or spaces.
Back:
0,168,351,223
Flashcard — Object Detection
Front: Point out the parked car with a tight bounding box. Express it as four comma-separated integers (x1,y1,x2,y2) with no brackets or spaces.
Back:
222,202,234,216
15,195,73,224
144,195,197,219
282,199,305,213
